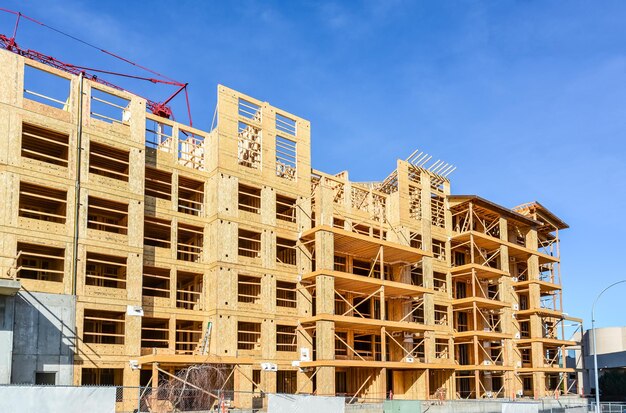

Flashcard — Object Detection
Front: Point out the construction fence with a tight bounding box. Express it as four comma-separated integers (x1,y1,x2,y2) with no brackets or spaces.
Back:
0,385,614,413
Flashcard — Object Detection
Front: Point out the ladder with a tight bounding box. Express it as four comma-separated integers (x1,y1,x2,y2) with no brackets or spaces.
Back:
196,321,212,355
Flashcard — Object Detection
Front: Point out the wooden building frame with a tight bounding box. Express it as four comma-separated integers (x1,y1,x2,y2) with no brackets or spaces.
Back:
0,49,583,409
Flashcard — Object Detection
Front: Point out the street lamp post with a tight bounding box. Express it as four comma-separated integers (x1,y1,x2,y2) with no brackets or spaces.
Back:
591,280,626,413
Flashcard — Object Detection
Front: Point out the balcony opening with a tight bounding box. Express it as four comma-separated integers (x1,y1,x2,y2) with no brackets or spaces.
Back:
336,371,348,395
431,194,445,228
523,377,533,393
276,281,297,309
352,259,371,277
178,129,205,170
238,121,262,169
433,272,447,293
355,299,372,319
487,313,502,333
19,181,67,223
177,223,203,262
333,218,345,229
511,227,527,247
433,239,446,261
457,343,470,365
142,266,170,298
238,321,261,350
371,262,392,280
543,320,558,339
238,184,261,214
520,321,530,338
16,242,64,282
335,332,348,357
351,187,369,213
454,251,466,266
144,217,171,248
539,263,555,283
408,166,421,185
276,113,296,136
434,305,448,326
372,227,387,240
335,293,346,315
175,320,202,354
145,119,172,151
276,238,297,266
430,176,445,193
276,370,297,394
89,142,130,182
516,263,528,282
176,270,203,310
90,88,130,125
456,311,469,332
276,325,297,352
23,64,70,110
83,309,125,344
178,176,204,216
21,123,69,167
334,255,346,272
238,274,261,304
455,281,467,299
87,196,128,234
276,135,297,181
238,229,261,258
253,370,261,393
489,342,503,365
411,263,424,287
410,232,422,249
411,300,425,323
353,224,370,236
487,283,499,300
354,334,374,359
435,338,449,359
519,294,529,311
276,194,297,223
141,317,169,349
85,252,126,289
81,368,123,386
409,185,422,220
409,338,425,361
238,98,261,122
145,167,172,200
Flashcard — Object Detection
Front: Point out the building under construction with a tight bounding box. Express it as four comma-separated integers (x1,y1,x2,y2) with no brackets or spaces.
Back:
0,47,584,408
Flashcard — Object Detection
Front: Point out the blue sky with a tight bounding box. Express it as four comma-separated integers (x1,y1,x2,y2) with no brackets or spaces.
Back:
2,1,625,330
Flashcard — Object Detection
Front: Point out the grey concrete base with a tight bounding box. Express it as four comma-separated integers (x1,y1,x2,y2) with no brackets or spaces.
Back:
0,279,20,296
0,290,76,385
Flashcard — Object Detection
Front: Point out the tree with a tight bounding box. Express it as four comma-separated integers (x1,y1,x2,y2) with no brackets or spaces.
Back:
599,369,626,401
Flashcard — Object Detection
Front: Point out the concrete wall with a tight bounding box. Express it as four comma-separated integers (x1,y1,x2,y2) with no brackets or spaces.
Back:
582,327,626,394
268,394,345,413
0,295,16,383
0,386,115,413
416,398,588,413
584,327,626,356
10,290,75,385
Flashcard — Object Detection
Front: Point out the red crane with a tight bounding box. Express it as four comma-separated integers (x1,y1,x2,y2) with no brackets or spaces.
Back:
0,8,193,125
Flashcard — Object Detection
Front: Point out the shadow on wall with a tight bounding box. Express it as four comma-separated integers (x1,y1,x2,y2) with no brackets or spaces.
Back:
11,289,76,385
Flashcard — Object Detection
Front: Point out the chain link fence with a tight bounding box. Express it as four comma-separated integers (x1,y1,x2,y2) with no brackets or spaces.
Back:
589,402,626,413
0,385,619,413
119,388,601,413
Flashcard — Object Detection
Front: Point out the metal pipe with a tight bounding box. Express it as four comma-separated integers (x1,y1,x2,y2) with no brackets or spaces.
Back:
428,159,442,171
592,280,626,413
71,73,84,295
